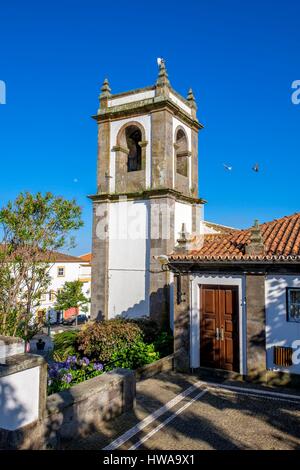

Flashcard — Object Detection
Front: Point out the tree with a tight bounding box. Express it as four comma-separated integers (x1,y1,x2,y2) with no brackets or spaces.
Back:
0,192,83,339
54,280,90,320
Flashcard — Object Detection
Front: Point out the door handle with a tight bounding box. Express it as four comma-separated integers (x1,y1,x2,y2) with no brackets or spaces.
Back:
216,327,220,340
220,328,224,341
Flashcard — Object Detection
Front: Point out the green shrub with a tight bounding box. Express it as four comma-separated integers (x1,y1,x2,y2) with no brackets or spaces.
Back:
52,330,78,362
131,318,173,357
131,317,161,344
154,331,173,357
77,319,143,362
107,340,160,370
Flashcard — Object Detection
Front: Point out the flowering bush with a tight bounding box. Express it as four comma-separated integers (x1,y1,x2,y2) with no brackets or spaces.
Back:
77,319,143,362
47,355,103,395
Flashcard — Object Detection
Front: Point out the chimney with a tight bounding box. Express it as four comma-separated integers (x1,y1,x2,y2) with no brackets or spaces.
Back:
245,219,265,256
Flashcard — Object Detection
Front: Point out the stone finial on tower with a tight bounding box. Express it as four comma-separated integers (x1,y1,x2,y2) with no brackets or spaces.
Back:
187,88,197,117
175,223,193,252
99,78,111,110
245,220,265,256
156,58,170,97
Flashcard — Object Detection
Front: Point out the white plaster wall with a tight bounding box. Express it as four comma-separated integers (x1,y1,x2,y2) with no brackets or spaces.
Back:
172,116,192,189
37,261,91,318
169,92,192,115
109,115,152,192
174,202,192,242
199,221,223,234
108,199,150,318
190,274,247,374
108,90,155,107
265,275,300,375
0,367,40,430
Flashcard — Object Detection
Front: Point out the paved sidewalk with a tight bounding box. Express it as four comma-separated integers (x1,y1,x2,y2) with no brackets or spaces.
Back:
64,372,300,450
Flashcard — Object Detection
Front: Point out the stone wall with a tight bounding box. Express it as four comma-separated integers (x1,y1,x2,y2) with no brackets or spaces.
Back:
135,354,174,381
91,200,109,320
173,274,190,372
0,363,135,450
0,337,47,436
245,274,266,379
0,335,25,359
149,195,175,327
97,121,110,193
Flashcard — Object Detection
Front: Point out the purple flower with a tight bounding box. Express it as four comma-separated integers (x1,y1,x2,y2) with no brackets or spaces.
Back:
66,355,77,365
61,361,71,370
62,373,72,384
93,362,103,371
80,357,90,366
49,367,59,379
54,361,68,370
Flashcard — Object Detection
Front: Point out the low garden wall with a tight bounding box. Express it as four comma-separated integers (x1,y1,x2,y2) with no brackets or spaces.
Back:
135,353,174,380
0,335,136,450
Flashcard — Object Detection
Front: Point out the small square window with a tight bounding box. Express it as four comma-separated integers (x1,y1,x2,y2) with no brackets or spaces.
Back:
287,288,300,322
57,266,65,277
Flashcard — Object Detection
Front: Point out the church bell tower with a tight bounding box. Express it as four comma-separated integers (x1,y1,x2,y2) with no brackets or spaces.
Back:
90,60,204,325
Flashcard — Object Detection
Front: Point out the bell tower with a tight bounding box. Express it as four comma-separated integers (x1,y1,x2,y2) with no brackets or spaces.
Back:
90,60,204,325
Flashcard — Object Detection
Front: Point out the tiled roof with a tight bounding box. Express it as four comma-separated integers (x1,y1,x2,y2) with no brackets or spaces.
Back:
0,245,84,263
49,251,84,263
80,253,92,262
170,213,300,262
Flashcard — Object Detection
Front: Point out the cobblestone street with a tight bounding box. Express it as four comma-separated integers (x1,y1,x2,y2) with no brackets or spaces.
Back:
65,372,300,450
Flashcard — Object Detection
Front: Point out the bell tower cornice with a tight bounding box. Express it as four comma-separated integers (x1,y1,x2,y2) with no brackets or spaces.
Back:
93,60,203,131
92,95,203,131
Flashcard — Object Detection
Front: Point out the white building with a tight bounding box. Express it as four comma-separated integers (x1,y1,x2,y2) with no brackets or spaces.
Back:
168,213,300,384
36,252,91,323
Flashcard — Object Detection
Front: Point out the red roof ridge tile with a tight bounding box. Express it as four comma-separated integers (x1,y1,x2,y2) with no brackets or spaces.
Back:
169,212,300,262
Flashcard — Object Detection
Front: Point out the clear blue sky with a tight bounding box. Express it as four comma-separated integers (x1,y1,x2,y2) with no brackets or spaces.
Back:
0,0,299,255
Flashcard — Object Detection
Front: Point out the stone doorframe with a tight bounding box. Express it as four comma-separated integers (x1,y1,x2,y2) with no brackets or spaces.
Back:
190,275,246,375
173,273,247,375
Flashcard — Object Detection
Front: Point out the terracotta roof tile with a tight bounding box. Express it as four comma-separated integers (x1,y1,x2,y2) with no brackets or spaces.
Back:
79,253,92,262
46,251,84,263
0,245,84,263
170,213,300,262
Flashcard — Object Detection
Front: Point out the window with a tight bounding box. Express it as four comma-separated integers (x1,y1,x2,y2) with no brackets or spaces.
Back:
126,125,142,172
287,288,300,322
40,292,46,302
49,290,56,302
57,266,65,277
175,128,188,177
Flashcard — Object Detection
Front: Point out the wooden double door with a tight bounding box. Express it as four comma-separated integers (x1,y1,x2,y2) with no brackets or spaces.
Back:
200,285,239,372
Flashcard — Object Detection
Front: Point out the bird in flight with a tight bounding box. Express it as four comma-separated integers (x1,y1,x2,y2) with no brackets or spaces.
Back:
223,163,233,171
252,163,259,172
